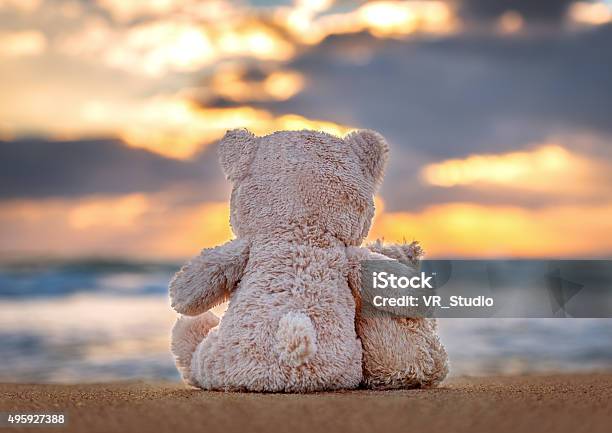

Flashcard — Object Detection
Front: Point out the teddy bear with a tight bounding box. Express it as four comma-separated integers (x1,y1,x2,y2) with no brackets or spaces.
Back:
352,240,448,389
169,128,448,391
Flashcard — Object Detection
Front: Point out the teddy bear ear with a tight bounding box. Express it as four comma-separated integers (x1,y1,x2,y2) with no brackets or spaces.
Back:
218,128,257,181
345,129,389,185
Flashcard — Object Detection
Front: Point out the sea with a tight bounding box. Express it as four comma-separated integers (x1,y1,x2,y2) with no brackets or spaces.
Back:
1,260,611,383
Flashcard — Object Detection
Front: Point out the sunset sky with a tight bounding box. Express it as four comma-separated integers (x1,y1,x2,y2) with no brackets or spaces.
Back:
1,0,612,260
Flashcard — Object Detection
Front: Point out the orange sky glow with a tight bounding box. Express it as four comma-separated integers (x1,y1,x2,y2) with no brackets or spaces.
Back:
1,1,612,260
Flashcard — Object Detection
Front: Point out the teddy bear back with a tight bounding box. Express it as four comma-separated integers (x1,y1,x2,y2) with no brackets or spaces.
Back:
218,129,389,247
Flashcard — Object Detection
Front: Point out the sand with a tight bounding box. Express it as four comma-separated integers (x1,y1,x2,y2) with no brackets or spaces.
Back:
1,374,611,433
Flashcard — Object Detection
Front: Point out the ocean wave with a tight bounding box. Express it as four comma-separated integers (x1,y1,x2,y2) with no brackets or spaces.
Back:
0,292,611,382
0,261,177,298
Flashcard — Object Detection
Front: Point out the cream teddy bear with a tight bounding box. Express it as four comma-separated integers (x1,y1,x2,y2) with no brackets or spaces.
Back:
169,129,448,391
353,240,448,389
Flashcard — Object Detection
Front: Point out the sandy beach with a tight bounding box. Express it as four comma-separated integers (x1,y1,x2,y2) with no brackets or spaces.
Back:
1,373,611,433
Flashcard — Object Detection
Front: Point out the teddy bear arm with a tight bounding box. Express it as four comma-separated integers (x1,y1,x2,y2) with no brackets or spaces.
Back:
347,246,433,318
346,246,384,311
169,238,250,316
365,239,423,266
349,245,448,389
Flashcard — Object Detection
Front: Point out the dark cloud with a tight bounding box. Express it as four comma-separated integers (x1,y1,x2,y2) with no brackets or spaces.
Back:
458,0,574,22
203,96,245,109
0,138,228,200
3,22,612,213
273,25,612,158
263,25,612,211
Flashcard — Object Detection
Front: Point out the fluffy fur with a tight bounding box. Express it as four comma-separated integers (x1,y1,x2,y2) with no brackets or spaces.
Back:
350,241,448,389
169,128,448,392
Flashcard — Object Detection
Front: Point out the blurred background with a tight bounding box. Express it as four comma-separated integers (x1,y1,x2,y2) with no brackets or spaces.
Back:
1,0,612,383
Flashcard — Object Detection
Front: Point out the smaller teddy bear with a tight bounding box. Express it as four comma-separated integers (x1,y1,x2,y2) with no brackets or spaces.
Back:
169,128,447,391
353,240,448,389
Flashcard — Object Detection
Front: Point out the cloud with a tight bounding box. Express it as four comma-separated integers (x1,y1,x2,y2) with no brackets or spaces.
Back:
95,0,189,22
58,15,296,77
1,0,611,261
457,0,574,22
0,30,46,57
269,24,612,160
420,143,611,200
0,194,233,260
55,1,463,78
0,72,348,160
3,20,612,211
94,0,233,23
496,10,524,34
78,96,352,159
275,0,458,44
569,2,612,26
58,19,216,76
0,0,41,14
78,97,273,159
0,137,225,199
369,199,612,258
207,65,305,103
3,191,611,260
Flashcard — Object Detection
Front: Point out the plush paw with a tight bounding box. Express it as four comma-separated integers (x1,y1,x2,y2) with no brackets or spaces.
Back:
169,239,249,315
169,253,228,315
366,239,423,266
169,270,205,315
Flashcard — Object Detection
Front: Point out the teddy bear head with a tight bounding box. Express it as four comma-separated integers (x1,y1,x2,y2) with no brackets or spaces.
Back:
218,128,388,246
